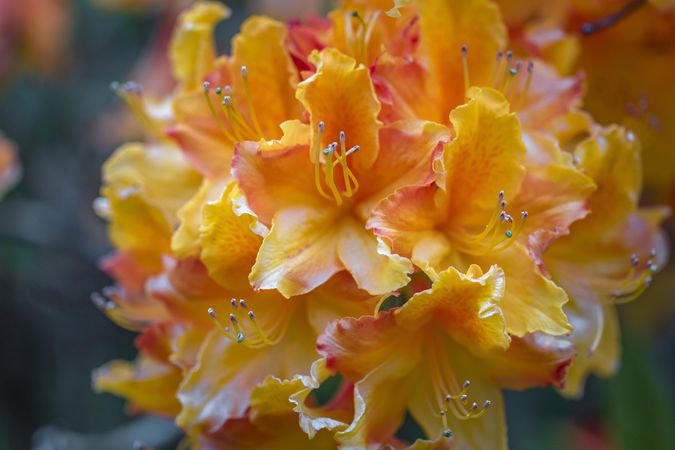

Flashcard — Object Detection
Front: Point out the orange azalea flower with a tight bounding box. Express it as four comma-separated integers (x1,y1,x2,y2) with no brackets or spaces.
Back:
317,265,574,449
231,48,450,297
538,126,669,396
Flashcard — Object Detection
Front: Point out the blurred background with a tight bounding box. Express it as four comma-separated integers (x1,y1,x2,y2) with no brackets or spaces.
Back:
0,1,673,449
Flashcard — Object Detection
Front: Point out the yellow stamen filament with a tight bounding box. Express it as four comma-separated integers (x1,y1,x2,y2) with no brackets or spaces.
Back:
345,10,380,64
461,45,470,98
201,68,265,146
588,302,605,357
491,51,503,88
499,51,513,91
208,298,277,348
504,61,522,98
352,11,367,63
604,250,658,305
514,61,534,111
426,335,491,439
313,126,361,205
453,191,527,255
241,66,264,138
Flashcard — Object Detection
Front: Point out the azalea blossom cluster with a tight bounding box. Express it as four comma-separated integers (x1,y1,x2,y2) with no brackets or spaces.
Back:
92,1,669,449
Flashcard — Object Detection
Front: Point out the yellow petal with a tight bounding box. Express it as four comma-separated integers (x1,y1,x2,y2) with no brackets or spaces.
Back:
231,16,303,138
93,357,181,417
572,126,642,234
337,219,412,295
476,243,571,337
419,0,507,118
250,206,342,297
172,178,229,259
408,337,508,450
169,1,230,90
559,302,620,398
297,48,382,172
444,87,526,229
395,265,511,353
200,181,263,291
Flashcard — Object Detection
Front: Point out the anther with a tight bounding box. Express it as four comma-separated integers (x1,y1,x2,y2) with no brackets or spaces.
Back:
462,380,471,390
230,298,238,308
442,429,453,438
202,81,210,91
248,311,256,321
461,44,470,97
208,307,216,318
239,299,247,308
215,87,222,95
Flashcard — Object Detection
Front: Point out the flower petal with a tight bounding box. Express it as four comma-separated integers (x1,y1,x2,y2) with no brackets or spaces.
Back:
337,218,412,295
296,48,382,172
250,206,343,297
231,16,303,138
200,181,263,292
419,0,506,118
169,1,230,90
232,121,323,226
396,265,511,354
443,87,526,229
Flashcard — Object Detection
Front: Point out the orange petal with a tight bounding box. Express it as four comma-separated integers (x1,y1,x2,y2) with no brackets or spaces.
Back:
169,1,230,90
396,265,511,354
418,0,507,118
443,87,526,229
231,16,303,138
337,219,412,295
296,48,382,172
249,206,342,297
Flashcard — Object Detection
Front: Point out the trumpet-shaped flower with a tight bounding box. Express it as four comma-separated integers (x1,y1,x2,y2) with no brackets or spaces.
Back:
317,265,574,449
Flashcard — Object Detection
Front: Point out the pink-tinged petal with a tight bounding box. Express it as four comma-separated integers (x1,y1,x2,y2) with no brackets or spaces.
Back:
249,206,342,298
516,61,585,132
232,122,323,225
167,120,234,179
396,264,510,354
486,333,575,390
317,311,421,381
368,183,444,257
337,218,412,295
356,119,451,219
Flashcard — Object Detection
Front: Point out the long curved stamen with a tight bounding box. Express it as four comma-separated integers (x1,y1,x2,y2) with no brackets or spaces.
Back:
314,128,361,205
492,50,504,88
605,249,658,304
208,298,275,348
240,66,264,138
499,51,513,91
514,61,534,111
454,191,528,255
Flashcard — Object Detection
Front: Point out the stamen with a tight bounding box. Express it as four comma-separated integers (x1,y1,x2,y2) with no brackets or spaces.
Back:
440,379,492,423
202,82,237,143
241,66,264,137
461,45,470,98
605,250,658,304
499,51,513,91
581,0,646,35
207,298,276,347
453,191,528,255
515,61,534,111
313,127,361,205
492,51,504,88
